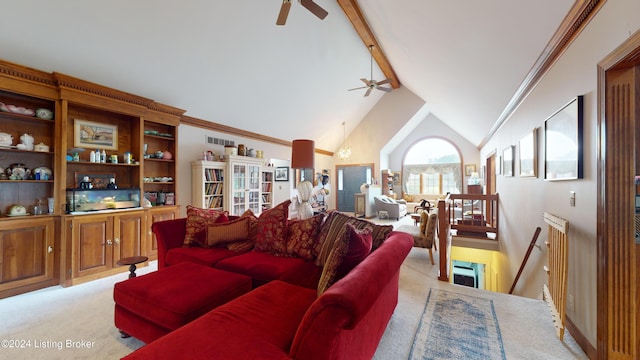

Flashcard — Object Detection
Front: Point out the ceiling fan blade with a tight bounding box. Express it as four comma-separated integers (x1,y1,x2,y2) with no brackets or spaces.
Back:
376,78,390,86
376,86,392,93
364,87,373,97
348,86,368,91
299,0,328,20
276,0,292,25
360,78,371,86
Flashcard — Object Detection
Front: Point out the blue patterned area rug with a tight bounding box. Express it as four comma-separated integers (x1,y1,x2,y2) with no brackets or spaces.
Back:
409,288,506,360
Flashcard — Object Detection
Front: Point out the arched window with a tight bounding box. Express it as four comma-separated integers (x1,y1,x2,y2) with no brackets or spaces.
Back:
402,138,462,196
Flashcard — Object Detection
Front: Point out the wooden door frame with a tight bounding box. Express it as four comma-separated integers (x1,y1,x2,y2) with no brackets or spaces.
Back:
597,29,640,360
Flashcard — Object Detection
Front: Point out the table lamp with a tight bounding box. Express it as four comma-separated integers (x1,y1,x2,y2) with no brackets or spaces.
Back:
291,139,315,219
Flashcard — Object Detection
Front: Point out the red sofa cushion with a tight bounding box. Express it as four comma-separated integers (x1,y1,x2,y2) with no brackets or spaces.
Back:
315,211,393,266
215,251,305,285
339,224,373,277
278,260,323,289
254,200,291,255
184,205,230,247
114,262,252,332
286,214,324,260
165,246,242,267
122,280,317,360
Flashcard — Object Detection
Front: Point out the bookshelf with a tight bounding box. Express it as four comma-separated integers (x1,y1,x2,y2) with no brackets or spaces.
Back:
191,160,225,210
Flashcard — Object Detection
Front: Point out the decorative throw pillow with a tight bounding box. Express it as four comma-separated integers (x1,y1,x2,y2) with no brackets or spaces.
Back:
226,209,258,252
254,200,291,255
317,226,350,296
286,214,324,260
315,211,393,266
206,216,250,247
184,205,229,247
419,211,428,235
337,224,372,277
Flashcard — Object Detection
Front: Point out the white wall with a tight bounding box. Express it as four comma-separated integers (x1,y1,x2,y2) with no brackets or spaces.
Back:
338,86,425,181
479,0,640,346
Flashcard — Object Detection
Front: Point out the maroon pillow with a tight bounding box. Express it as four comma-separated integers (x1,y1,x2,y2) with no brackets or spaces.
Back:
286,214,324,260
254,200,291,256
184,205,230,247
337,224,373,277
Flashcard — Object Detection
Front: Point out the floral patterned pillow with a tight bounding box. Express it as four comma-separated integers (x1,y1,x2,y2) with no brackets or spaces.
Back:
253,200,291,256
184,205,229,247
286,214,325,260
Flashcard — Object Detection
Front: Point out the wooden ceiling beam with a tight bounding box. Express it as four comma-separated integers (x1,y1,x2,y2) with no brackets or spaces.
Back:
337,0,400,89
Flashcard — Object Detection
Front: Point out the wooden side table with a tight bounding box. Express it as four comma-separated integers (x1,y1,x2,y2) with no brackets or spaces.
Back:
117,256,149,279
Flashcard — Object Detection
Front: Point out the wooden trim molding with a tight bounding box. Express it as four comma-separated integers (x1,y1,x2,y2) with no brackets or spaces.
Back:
566,316,597,359
0,59,56,87
181,115,334,156
336,0,400,89
479,0,605,148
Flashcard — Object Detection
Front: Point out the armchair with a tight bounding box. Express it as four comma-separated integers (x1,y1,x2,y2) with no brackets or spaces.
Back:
394,210,438,265
374,195,407,220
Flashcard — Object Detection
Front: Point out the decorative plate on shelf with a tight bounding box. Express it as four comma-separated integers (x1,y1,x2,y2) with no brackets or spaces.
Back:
5,213,31,217
6,104,35,116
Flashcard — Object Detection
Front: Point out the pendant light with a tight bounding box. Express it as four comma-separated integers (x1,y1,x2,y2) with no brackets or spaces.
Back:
336,121,352,161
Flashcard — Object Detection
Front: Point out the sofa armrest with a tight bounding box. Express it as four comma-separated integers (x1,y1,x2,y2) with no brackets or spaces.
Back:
152,218,187,269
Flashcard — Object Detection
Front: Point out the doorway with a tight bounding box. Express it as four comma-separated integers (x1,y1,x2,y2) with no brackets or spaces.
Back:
597,33,640,359
335,164,373,213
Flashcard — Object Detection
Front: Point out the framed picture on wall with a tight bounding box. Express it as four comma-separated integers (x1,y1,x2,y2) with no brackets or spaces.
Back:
74,119,118,150
519,128,538,177
503,146,514,177
464,164,477,176
544,95,584,180
275,167,289,181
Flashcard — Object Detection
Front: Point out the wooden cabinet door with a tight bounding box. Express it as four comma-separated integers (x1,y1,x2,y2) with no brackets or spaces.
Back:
146,207,178,258
113,211,144,264
0,217,55,292
72,215,113,278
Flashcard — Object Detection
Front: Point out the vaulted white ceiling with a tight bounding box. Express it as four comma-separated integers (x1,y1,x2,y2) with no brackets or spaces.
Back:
0,0,574,151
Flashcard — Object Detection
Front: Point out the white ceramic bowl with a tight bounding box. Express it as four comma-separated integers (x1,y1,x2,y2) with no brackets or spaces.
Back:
35,108,53,120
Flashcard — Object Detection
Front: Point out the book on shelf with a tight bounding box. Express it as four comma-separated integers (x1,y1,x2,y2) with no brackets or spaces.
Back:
204,168,223,182
207,196,223,209
205,182,223,195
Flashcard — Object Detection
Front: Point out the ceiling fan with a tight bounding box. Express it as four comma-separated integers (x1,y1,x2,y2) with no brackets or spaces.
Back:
276,0,328,26
348,45,392,97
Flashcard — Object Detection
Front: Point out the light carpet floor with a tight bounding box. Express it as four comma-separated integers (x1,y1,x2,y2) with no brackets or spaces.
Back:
0,215,587,359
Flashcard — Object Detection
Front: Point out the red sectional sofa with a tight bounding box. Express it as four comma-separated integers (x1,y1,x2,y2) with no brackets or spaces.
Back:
119,202,413,359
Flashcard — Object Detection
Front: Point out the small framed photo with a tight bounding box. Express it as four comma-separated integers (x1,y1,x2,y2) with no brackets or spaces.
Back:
275,166,289,181
464,164,476,176
74,119,118,150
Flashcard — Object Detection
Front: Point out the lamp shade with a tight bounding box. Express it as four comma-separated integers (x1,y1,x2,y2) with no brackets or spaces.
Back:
291,140,315,169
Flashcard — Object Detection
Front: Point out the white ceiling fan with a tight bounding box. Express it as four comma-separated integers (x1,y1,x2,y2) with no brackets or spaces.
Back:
276,0,328,26
349,45,392,97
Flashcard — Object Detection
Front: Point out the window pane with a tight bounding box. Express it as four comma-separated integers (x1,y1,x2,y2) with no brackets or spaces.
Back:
406,173,421,194
442,172,459,193
421,173,439,194
403,138,462,196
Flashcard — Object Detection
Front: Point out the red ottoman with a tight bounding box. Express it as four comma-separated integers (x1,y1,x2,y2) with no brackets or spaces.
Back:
114,261,252,344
